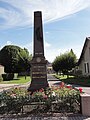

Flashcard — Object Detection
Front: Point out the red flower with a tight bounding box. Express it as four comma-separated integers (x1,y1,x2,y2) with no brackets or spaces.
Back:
66,85,72,89
79,88,82,93
60,82,65,88
39,88,44,92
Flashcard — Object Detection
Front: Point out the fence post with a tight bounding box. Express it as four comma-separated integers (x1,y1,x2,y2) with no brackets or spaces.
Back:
80,93,90,116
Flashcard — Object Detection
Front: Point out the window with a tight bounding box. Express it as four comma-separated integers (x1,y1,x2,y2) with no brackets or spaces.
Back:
89,48,90,55
87,63,89,73
84,62,89,73
84,63,87,73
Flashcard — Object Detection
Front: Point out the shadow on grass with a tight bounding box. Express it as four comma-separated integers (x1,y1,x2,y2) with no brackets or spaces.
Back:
3,79,20,81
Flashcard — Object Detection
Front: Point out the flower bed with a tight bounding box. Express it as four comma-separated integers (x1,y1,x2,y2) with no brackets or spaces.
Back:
0,83,82,114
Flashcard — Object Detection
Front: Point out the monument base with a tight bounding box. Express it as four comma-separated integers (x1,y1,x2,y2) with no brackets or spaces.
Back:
28,57,49,92
28,83,49,92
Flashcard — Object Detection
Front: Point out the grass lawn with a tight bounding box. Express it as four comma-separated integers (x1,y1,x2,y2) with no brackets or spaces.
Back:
54,74,90,87
0,76,31,84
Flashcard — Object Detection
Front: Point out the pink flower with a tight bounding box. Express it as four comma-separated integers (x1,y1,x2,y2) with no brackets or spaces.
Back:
10,93,16,98
79,88,82,93
43,95,48,99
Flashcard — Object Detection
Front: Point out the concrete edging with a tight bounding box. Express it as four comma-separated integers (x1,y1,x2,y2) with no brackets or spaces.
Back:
80,93,90,116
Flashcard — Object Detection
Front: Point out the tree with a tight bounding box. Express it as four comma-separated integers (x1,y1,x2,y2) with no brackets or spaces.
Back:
52,56,60,74
52,49,77,75
0,45,32,73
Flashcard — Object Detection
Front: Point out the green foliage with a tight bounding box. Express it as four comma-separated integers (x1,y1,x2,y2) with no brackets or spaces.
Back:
0,86,81,114
2,73,14,81
0,45,32,73
52,56,60,74
52,49,77,75
55,74,90,87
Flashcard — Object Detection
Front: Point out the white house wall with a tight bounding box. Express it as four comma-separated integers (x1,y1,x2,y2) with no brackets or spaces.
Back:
0,66,4,75
79,60,84,75
79,41,90,76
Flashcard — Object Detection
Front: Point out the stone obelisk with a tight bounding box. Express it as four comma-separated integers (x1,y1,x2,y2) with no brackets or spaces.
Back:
28,11,49,92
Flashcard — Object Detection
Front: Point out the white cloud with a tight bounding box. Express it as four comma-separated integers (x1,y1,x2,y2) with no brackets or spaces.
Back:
45,47,70,62
44,43,84,62
58,44,84,59
0,40,83,62
0,40,12,50
0,0,90,29
6,41,12,45
45,48,60,62
0,46,2,50
24,42,33,54
71,44,83,59
19,39,84,62
45,32,49,34
44,41,51,48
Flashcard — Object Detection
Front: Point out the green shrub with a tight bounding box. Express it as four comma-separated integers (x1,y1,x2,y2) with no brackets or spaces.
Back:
0,85,82,114
2,73,14,81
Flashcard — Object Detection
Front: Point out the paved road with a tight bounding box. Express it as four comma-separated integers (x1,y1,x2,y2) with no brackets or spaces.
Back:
0,74,90,94
0,83,30,92
47,74,59,81
47,74,90,94
47,74,61,87
0,74,59,92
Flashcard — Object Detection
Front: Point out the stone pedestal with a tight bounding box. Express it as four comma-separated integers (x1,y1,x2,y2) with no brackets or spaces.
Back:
28,57,48,91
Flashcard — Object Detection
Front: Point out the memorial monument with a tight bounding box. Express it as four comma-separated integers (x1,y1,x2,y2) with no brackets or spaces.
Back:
28,11,49,92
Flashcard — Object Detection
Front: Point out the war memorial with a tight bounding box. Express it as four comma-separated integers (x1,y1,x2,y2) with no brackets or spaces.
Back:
0,11,90,118
28,11,49,91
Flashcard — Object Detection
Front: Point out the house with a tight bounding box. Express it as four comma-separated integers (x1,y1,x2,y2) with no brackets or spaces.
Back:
78,37,90,76
0,64,4,80
0,64,4,75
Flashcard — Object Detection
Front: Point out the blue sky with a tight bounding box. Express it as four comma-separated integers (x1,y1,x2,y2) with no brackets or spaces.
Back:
0,0,90,62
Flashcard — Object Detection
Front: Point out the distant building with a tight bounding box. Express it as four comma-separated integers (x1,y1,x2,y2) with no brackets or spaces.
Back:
78,37,90,76
0,65,4,80
47,61,54,74
0,65,4,75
